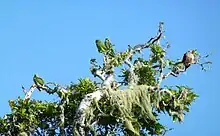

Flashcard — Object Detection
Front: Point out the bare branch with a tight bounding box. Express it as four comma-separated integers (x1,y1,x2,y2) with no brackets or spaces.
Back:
124,48,139,86
163,67,186,78
123,22,165,87
23,84,36,102
157,58,165,88
103,74,114,87
91,68,105,81
159,88,174,97
74,90,105,136
90,58,106,81
59,103,65,136
196,61,212,71
151,22,164,44
131,21,165,53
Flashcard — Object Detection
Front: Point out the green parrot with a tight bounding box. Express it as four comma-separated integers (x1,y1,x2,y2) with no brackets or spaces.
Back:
104,38,115,57
95,40,107,53
104,38,111,49
33,74,45,91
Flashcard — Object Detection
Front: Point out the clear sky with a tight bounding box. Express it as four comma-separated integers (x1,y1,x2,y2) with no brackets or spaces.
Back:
0,0,219,135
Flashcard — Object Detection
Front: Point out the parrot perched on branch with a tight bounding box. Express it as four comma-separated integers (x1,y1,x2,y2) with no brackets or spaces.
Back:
96,40,107,53
33,74,45,91
95,38,115,57
104,38,112,49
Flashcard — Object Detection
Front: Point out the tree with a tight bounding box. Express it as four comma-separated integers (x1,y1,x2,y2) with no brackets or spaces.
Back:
0,22,211,136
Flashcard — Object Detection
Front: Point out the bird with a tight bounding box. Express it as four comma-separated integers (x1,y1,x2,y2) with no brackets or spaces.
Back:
172,50,197,75
96,39,115,57
33,74,45,91
95,40,106,53
105,38,115,57
182,50,196,70
104,38,111,49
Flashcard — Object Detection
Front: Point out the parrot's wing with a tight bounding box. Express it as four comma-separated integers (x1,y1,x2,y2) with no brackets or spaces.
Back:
96,40,106,53
36,77,44,86
33,75,45,86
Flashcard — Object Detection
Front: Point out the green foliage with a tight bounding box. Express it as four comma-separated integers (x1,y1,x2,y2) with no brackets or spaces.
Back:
120,58,157,86
70,78,96,96
0,97,59,135
155,86,198,122
91,85,198,135
134,59,157,86
0,31,208,135
0,77,97,135
150,44,165,64
109,51,130,67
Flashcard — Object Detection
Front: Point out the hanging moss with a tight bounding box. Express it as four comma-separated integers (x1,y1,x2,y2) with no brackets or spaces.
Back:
109,85,155,120
95,85,155,135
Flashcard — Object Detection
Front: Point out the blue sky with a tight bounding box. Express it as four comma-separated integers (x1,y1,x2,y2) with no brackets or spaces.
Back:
0,1,219,135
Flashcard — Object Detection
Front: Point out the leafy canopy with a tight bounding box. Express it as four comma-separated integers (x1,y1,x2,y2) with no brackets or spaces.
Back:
0,22,211,136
